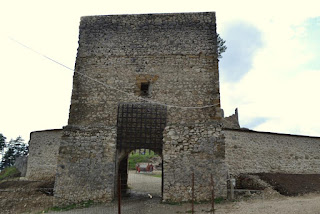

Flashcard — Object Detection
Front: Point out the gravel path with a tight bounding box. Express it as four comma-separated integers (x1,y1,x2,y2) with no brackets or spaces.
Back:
127,170,161,196
49,194,320,214
216,194,320,214
48,172,320,214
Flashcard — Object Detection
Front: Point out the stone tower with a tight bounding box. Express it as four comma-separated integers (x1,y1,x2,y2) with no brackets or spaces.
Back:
54,12,227,204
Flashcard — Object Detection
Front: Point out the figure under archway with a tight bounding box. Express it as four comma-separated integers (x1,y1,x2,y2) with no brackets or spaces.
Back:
117,149,163,199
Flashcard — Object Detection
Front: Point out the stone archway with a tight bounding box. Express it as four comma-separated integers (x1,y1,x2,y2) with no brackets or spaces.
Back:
117,149,163,197
115,103,167,197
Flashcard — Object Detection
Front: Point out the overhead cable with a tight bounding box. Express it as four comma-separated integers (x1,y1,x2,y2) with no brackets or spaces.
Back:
9,37,219,109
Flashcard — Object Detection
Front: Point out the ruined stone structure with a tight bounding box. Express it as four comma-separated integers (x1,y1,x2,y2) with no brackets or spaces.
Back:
14,156,28,177
29,125,320,195
26,130,62,181
221,108,240,129
25,12,320,206
53,12,226,204
225,129,320,175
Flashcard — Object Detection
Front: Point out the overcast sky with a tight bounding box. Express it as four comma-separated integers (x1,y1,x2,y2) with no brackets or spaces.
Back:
0,0,319,142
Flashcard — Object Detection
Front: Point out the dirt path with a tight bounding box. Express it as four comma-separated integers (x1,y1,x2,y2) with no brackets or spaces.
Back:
127,170,161,196
49,194,320,214
49,173,320,214
216,194,320,214
2,174,320,213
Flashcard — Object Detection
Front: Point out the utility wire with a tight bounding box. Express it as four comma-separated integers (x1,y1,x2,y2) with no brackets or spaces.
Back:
9,37,219,109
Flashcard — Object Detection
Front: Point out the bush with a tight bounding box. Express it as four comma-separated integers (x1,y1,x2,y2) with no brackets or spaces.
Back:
0,166,21,180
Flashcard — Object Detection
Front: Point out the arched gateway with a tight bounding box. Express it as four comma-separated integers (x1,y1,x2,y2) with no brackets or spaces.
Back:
116,103,166,196
54,12,227,205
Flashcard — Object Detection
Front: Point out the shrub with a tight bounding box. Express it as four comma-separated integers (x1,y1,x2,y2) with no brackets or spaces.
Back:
0,166,21,180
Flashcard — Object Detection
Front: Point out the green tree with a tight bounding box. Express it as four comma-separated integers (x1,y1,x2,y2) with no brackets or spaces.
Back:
0,136,28,170
1,148,15,169
0,133,6,154
217,33,227,59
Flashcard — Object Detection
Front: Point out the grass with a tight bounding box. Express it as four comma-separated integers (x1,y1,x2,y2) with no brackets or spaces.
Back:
128,150,158,170
0,166,20,181
193,197,225,205
40,200,95,213
163,201,183,206
214,197,225,204
142,173,162,178
164,197,225,206
151,174,162,178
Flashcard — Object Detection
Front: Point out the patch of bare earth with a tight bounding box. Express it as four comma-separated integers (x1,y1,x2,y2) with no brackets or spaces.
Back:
215,193,320,214
2,173,320,213
48,193,320,214
255,173,320,196
0,180,54,214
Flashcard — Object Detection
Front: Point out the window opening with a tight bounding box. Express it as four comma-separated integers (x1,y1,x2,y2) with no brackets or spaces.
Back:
140,82,150,96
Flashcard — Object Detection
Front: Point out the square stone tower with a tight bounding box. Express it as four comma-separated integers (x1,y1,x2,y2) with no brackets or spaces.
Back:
54,12,227,204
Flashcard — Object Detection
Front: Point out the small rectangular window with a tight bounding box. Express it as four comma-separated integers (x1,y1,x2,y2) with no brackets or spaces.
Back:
140,82,149,96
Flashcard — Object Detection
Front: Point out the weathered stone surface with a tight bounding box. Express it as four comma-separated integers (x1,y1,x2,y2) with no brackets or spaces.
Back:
26,129,62,181
14,156,28,177
53,12,224,205
225,129,320,175
68,12,221,127
163,122,227,201
222,108,240,129
54,126,117,204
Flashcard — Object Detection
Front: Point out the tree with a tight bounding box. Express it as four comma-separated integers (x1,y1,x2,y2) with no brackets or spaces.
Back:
0,133,6,154
217,33,227,59
1,147,15,169
0,136,28,170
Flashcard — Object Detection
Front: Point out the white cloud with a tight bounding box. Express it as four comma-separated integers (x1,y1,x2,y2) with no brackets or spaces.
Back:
254,70,320,135
220,16,320,136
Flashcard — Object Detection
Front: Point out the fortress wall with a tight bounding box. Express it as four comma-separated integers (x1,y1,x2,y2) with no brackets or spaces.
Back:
54,126,117,204
68,12,221,127
222,108,240,129
55,12,225,204
14,156,28,177
163,122,227,201
26,129,62,181
225,129,320,175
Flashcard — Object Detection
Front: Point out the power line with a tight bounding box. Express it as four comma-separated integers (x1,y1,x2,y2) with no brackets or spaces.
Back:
9,37,220,109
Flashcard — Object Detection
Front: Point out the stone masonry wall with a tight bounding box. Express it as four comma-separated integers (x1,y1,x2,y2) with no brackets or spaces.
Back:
14,156,28,177
26,129,62,181
54,126,117,204
225,129,320,175
68,12,221,128
222,108,240,129
163,122,227,202
55,12,224,204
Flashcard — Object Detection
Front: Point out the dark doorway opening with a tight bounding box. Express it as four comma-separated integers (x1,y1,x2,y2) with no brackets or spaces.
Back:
116,103,167,199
